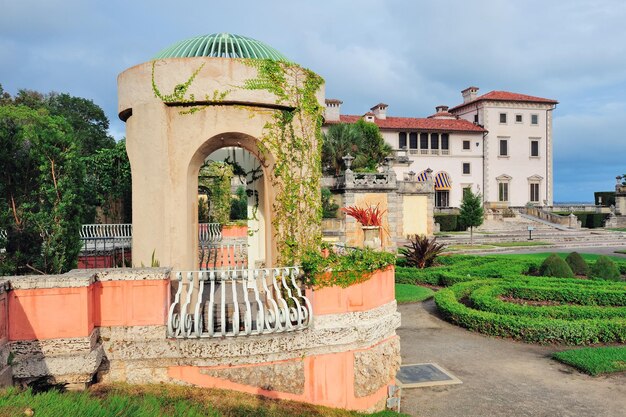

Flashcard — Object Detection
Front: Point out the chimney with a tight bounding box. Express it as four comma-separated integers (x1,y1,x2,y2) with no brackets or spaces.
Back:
363,111,375,123
461,86,479,103
435,105,449,113
324,99,343,122
370,103,388,120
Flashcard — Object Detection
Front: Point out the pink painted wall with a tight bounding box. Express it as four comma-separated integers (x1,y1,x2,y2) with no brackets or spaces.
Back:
8,279,168,341
307,266,395,315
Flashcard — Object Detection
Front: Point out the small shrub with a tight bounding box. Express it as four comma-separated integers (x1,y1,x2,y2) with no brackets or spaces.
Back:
566,252,590,276
590,256,622,281
539,253,574,278
434,214,462,232
399,235,447,269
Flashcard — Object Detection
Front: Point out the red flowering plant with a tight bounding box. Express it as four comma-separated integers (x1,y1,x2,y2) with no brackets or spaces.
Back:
341,204,386,227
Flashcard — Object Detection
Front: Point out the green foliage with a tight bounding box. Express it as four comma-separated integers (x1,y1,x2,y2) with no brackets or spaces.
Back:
83,139,132,223
458,189,483,244
434,214,464,232
539,253,575,278
301,248,396,289
229,186,248,221
552,346,626,376
198,162,233,225
594,191,615,207
321,120,391,175
399,235,447,269
0,105,85,275
395,284,434,304
321,187,339,218
590,255,622,281
565,252,590,276
434,278,626,345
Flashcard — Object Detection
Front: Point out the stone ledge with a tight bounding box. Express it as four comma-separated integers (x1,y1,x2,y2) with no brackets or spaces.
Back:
94,268,171,282
9,270,96,289
10,329,99,358
12,343,104,384
103,309,400,367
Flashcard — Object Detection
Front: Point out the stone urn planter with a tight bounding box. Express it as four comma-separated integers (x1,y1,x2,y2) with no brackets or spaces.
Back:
362,226,381,249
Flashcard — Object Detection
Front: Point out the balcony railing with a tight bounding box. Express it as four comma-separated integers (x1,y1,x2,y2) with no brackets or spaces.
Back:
167,267,312,338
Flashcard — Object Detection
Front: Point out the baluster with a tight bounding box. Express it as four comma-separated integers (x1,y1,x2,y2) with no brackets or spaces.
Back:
194,271,206,337
281,267,302,328
220,270,227,337
241,269,252,335
231,269,240,336
167,272,184,337
261,269,280,332
207,271,216,337
179,272,194,337
290,267,313,327
250,269,265,334
272,268,290,331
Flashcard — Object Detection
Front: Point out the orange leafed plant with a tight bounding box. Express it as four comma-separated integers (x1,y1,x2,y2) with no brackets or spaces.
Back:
341,204,386,227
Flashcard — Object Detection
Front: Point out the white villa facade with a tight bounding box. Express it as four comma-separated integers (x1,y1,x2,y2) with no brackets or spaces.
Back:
324,87,558,208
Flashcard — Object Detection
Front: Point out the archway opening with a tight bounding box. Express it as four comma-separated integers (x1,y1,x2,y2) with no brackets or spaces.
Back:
197,146,267,270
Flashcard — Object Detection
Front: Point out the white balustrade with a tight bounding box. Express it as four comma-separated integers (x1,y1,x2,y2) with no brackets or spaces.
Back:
198,223,222,243
167,267,312,338
80,224,132,238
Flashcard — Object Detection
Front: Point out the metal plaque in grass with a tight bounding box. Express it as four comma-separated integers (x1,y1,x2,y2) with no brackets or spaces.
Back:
396,363,462,388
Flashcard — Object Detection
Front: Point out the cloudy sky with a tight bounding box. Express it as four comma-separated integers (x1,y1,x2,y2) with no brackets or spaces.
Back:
1,0,624,202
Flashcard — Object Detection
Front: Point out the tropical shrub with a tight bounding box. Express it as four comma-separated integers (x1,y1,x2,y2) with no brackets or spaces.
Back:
539,253,575,278
399,235,447,269
566,252,590,276
590,256,622,281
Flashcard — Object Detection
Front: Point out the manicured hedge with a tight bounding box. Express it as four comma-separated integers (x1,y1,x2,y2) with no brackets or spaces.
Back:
594,191,615,207
553,212,610,228
434,214,465,232
434,278,626,345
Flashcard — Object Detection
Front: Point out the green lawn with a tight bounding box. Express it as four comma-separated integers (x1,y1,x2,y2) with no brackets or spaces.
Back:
0,384,408,417
395,284,435,303
607,228,626,232
552,346,626,376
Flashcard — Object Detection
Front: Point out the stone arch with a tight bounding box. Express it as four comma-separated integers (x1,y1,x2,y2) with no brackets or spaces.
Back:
187,132,276,268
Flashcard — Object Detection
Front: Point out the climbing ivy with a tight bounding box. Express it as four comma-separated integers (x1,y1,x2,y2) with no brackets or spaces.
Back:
242,59,325,264
151,58,325,265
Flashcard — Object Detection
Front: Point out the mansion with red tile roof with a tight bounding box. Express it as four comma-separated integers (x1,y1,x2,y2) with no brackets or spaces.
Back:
323,87,558,208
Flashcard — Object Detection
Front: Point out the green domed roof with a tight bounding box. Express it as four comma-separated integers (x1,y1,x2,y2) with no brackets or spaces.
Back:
154,33,287,61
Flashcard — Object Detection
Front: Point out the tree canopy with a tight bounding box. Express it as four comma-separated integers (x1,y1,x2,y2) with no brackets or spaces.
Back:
0,104,85,274
459,188,484,245
322,119,392,175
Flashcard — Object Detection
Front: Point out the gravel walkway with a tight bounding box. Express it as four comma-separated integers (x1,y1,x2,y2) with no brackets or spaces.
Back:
398,300,626,417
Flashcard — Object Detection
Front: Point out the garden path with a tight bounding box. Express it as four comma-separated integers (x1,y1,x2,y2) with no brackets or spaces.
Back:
398,299,626,417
